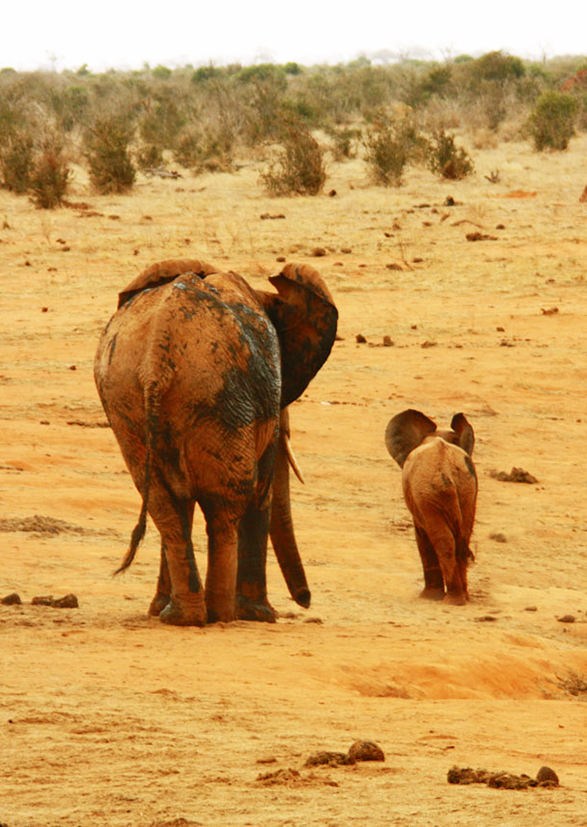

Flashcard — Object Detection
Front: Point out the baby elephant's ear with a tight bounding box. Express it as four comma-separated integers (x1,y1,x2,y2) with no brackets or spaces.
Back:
451,413,475,456
385,409,437,468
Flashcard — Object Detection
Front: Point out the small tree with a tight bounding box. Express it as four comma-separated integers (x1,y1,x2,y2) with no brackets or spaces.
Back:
85,115,136,194
529,91,578,151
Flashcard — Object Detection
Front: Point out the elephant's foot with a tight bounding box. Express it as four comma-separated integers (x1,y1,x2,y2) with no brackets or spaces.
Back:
292,586,311,609
420,586,445,601
236,594,277,623
148,594,170,617
443,591,468,606
159,598,207,626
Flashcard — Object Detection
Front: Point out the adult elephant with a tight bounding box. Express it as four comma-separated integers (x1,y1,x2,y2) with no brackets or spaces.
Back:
95,258,338,626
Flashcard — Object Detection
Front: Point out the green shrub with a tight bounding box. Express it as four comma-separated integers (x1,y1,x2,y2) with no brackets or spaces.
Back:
29,138,70,208
261,124,326,196
85,115,136,193
529,91,578,151
426,130,474,179
469,50,525,83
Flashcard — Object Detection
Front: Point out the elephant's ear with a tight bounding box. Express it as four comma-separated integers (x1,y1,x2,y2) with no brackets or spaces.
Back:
258,263,338,408
117,258,218,308
385,409,437,468
451,413,475,456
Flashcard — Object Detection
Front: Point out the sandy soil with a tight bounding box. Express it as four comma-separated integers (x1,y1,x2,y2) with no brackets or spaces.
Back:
1,134,587,827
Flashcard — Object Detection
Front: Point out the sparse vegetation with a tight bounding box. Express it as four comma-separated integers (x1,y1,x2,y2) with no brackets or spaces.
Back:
0,51,585,193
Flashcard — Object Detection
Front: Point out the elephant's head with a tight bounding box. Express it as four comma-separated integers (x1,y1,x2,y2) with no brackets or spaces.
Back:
257,262,338,408
385,409,475,468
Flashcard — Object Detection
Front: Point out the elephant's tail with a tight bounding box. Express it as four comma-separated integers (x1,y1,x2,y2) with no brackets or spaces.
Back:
114,382,160,575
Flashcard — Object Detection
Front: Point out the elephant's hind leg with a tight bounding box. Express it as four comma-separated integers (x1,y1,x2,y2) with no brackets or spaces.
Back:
148,495,206,626
148,542,172,617
414,524,445,601
430,527,467,605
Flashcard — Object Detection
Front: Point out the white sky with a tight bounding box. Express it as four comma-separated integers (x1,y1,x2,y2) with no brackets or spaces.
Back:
4,1,586,72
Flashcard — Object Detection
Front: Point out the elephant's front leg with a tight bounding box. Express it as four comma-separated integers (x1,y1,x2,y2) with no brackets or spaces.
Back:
236,502,276,622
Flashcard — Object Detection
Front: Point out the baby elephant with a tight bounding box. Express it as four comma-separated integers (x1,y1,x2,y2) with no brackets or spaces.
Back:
385,409,477,605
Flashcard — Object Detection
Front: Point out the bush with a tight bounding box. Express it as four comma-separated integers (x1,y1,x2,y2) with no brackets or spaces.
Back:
29,138,70,208
363,112,423,186
468,50,525,83
85,115,136,193
529,91,578,151
426,130,474,179
172,123,234,173
136,143,164,170
261,124,326,196
0,132,34,193
325,124,362,161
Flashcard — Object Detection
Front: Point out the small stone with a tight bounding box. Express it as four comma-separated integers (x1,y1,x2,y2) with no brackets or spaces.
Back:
382,336,394,347
31,594,79,608
356,334,367,343
536,766,559,786
32,595,55,606
347,740,385,762
305,751,354,767
557,615,575,623
1,592,22,605
312,247,327,257
52,593,79,609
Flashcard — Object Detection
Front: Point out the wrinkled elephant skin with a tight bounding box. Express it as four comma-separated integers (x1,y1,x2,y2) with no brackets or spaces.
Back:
95,258,338,626
385,409,477,605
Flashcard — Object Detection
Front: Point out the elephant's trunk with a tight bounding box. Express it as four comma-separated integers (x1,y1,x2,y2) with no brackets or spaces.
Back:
270,410,311,608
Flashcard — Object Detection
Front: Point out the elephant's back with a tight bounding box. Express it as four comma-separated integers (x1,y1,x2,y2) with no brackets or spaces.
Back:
403,438,477,501
95,273,281,426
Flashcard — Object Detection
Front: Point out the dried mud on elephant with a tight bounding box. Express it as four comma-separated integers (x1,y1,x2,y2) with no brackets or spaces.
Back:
2,136,587,827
